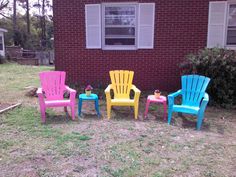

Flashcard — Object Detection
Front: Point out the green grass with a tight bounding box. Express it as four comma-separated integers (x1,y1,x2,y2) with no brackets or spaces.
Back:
1,106,92,157
0,63,235,176
0,63,52,103
0,140,14,150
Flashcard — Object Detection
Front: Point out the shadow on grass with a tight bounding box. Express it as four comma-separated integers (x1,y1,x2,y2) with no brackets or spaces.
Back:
179,114,211,131
79,113,101,120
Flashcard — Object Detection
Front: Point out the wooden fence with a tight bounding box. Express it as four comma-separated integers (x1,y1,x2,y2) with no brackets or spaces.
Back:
6,46,54,66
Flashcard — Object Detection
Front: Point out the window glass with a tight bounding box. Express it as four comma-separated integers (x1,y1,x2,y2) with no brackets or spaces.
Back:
103,4,137,49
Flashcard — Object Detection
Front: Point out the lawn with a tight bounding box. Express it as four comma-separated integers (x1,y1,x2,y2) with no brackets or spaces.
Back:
0,63,236,177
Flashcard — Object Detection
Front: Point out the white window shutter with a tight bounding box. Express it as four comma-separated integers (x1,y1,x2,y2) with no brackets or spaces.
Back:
207,1,227,48
138,3,155,49
85,4,101,49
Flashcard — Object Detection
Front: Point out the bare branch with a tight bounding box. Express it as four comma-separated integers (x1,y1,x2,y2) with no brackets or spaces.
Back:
0,12,11,19
0,0,9,11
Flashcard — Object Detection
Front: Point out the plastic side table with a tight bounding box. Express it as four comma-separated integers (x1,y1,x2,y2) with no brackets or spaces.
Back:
144,95,167,120
78,93,100,117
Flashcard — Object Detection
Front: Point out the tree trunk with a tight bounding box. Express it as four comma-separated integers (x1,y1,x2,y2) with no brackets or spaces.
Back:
41,0,46,48
13,0,17,45
26,0,30,34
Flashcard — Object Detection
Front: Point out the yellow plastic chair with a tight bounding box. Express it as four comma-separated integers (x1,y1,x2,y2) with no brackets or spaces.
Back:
105,70,141,119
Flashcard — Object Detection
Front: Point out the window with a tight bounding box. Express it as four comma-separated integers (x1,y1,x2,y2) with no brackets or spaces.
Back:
208,1,236,48
0,36,3,51
102,4,137,50
85,3,155,50
227,4,236,45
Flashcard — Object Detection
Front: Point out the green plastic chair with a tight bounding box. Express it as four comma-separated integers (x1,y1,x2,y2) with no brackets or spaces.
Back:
168,75,211,130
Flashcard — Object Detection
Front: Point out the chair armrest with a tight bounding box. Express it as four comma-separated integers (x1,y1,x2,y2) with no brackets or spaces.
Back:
168,89,182,98
131,85,141,93
105,84,113,103
37,88,45,104
203,93,209,102
131,85,141,101
65,85,76,100
105,84,112,93
168,89,182,106
36,87,43,95
199,93,209,112
65,85,76,93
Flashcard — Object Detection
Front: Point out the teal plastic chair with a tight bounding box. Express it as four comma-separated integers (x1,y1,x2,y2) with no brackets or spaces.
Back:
168,75,210,130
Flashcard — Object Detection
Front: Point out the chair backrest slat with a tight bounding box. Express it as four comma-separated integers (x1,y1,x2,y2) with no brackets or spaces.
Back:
39,71,66,100
110,70,134,99
181,75,210,106
189,75,199,104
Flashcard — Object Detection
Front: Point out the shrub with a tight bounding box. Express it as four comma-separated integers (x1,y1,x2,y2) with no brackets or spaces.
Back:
180,47,236,108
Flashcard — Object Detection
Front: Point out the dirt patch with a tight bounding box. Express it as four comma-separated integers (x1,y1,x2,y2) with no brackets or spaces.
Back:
1,102,236,176
24,86,38,97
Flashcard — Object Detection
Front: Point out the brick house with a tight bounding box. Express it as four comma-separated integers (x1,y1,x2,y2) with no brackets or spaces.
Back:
53,0,234,91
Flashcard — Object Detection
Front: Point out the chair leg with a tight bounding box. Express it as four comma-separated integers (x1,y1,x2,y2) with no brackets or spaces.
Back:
197,112,204,130
168,109,173,125
107,103,111,119
95,99,100,117
40,106,46,123
64,106,67,112
64,106,69,120
71,105,75,120
163,101,167,120
78,99,82,117
134,104,139,120
144,100,150,118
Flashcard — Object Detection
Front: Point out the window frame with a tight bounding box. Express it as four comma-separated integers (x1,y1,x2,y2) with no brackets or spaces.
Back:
0,35,3,51
226,1,236,48
101,2,138,50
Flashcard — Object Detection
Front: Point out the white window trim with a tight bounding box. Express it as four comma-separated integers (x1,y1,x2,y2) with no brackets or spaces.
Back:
225,0,236,49
101,2,138,50
0,35,3,51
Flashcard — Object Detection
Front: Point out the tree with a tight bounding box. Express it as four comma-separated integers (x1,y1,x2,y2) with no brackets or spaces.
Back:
33,0,52,49
0,0,53,50
13,0,17,45
18,0,30,34
0,0,9,11
0,0,11,19
26,0,29,34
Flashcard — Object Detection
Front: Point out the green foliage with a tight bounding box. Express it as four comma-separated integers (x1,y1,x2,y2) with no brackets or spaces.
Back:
180,48,236,108
0,14,53,50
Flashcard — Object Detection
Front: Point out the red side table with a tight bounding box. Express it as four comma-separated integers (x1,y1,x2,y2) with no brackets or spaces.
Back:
144,95,167,120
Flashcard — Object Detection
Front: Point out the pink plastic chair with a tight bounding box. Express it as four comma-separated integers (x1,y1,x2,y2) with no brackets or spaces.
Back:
37,71,76,123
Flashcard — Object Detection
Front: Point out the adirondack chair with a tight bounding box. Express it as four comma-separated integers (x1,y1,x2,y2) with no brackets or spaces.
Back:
105,70,141,119
37,71,76,123
168,75,210,130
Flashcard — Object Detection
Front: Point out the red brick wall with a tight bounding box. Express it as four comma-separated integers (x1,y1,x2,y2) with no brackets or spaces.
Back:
53,0,218,91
